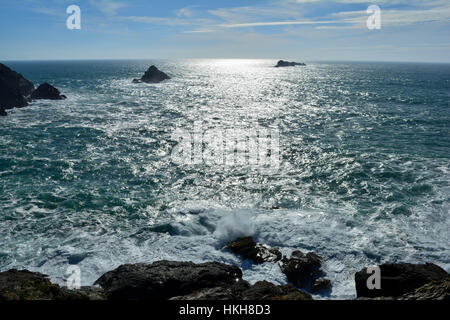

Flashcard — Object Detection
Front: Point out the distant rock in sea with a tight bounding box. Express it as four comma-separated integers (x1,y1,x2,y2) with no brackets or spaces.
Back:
133,65,171,84
0,108,7,116
31,83,67,100
275,60,306,67
0,63,35,110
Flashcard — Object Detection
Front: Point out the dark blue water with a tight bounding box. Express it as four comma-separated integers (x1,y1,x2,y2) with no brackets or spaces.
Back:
1,60,449,299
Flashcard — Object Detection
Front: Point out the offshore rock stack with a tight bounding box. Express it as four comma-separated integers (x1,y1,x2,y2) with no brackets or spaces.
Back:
275,60,306,67
31,83,67,100
132,65,171,84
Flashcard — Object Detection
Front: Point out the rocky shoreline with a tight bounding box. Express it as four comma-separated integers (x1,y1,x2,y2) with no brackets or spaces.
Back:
0,237,448,300
1,62,447,301
0,63,173,116
0,63,66,116
1,60,309,116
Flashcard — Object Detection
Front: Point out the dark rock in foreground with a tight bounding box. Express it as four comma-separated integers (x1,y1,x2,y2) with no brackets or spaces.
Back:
0,269,106,300
133,65,171,84
398,278,450,300
95,261,243,300
170,280,312,301
241,281,312,300
3,260,447,300
170,280,251,300
355,262,449,299
0,262,313,301
31,83,67,100
275,60,306,67
279,250,324,289
225,237,282,264
0,63,34,110
0,269,60,300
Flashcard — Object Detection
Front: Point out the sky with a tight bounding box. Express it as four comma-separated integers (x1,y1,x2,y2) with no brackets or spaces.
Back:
0,0,449,62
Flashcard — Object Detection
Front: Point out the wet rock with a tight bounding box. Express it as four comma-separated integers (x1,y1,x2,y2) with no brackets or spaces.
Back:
225,237,282,264
355,262,448,298
95,261,244,300
0,269,105,300
275,60,306,67
242,281,312,300
356,296,395,301
132,65,171,84
170,287,239,300
398,278,450,300
279,251,323,289
170,280,312,301
31,83,67,100
170,280,250,300
241,281,282,300
311,278,332,293
63,286,107,300
273,284,314,300
0,269,61,300
0,108,6,116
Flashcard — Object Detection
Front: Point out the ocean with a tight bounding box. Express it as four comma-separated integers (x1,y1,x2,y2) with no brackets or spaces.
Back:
0,59,449,299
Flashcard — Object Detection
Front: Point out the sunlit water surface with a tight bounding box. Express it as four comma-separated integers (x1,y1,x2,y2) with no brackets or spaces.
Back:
1,60,449,299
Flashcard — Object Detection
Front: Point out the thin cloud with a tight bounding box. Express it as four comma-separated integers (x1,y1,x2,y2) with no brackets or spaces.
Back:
219,20,339,28
114,0,450,33
119,16,192,26
33,7,65,17
89,0,127,16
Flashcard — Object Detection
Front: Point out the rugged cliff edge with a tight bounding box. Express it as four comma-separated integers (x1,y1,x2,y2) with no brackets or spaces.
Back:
0,63,34,111
0,63,66,116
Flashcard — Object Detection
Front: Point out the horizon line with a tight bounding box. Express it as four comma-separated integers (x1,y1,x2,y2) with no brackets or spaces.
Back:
1,58,450,64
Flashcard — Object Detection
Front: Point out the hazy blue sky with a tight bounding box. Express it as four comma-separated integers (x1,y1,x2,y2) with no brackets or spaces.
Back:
1,0,449,62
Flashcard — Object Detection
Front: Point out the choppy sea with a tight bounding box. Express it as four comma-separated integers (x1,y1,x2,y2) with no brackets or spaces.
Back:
1,59,449,299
